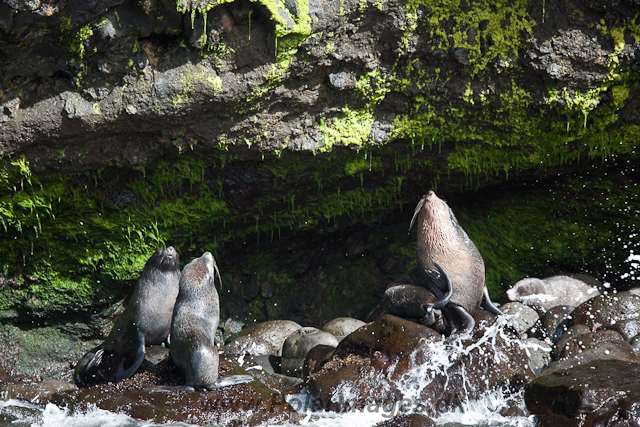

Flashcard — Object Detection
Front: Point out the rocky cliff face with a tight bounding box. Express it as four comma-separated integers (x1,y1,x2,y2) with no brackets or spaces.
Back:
0,0,639,331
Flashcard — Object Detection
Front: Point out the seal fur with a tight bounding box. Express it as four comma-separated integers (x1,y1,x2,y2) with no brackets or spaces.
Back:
413,191,502,326
74,246,181,387
170,251,222,389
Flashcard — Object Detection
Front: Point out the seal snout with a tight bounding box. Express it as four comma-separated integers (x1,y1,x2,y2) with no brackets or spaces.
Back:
202,252,223,289
409,190,439,231
159,246,180,270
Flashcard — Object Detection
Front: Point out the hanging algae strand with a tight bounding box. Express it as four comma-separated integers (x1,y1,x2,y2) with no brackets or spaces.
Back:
175,0,311,46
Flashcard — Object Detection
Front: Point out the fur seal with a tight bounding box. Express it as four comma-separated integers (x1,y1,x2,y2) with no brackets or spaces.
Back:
74,247,181,387
170,252,252,389
410,191,502,333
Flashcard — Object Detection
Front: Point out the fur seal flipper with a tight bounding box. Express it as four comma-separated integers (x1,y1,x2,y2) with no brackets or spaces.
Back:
421,263,452,309
481,287,503,316
74,247,181,387
170,252,222,390
447,304,475,335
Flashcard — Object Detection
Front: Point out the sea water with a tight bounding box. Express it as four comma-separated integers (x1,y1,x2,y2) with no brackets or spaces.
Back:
0,389,535,427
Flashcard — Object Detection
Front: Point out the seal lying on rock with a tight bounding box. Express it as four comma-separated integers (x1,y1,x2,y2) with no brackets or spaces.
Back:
371,191,502,335
170,252,252,389
74,247,181,387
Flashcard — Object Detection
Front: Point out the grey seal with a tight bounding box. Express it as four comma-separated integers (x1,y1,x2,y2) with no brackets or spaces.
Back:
74,246,181,387
170,252,252,389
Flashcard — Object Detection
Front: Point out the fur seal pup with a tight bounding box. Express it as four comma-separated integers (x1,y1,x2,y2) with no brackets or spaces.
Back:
74,247,181,387
410,191,502,333
170,252,252,389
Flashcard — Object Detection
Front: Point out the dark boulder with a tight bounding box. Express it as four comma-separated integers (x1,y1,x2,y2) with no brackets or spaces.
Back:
222,320,302,357
571,292,640,337
306,315,532,417
373,413,436,427
542,340,640,376
526,360,640,426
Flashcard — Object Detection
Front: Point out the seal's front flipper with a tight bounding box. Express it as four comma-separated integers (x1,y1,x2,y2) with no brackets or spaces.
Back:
213,374,254,388
480,286,503,316
114,330,146,382
449,304,475,335
422,263,452,309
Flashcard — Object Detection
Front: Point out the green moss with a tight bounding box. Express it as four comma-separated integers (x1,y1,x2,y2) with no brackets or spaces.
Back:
318,107,375,151
0,155,231,318
172,64,222,107
69,24,94,60
400,0,535,77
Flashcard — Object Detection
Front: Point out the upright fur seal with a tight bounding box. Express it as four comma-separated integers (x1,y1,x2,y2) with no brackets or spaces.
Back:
170,252,252,389
410,191,502,332
170,252,221,389
74,247,181,387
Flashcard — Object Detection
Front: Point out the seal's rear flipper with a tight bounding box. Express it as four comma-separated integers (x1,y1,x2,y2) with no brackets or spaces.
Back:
74,346,105,387
480,287,503,316
448,304,475,335
213,374,254,388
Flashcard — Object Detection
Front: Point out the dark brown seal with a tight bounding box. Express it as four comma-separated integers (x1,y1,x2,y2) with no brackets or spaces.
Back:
74,246,181,387
410,191,502,329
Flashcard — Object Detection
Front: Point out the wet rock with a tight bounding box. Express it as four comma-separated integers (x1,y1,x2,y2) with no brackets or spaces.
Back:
554,329,626,360
526,360,640,425
222,320,302,357
528,29,612,86
507,276,600,311
281,327,339,377
145,345,170,365
374,413,436,426
542,340,640,375
50,357,299,427
450,47,469,65
529,305,574,342
571,291,640,337
328,71,357,90
0,375,76,405
302,344,335,379
322,317,366,341
500,302,540,336
552,324,591,359
523,338,551,375
614,318,640,342
306,315,532,416
0,323,98,382
246,369,304,395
